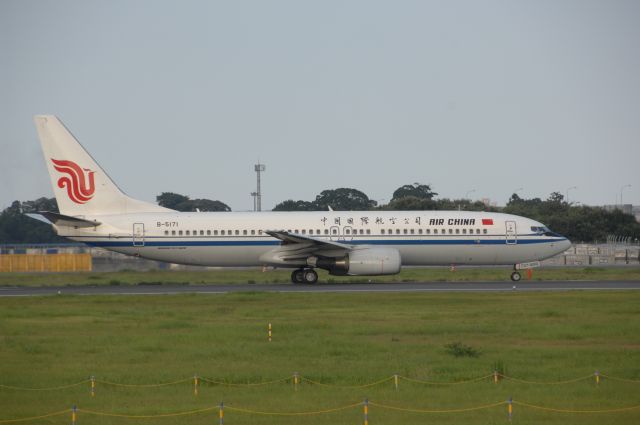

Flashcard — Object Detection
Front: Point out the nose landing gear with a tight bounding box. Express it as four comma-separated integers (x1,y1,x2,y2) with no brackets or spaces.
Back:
291,268,318,284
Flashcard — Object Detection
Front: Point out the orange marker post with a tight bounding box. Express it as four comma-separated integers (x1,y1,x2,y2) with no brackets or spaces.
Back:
268,323,272,342
71,405,77,425
507,398,513,421
363,398,369,425
194,375,199,396
90,376,95,397
219,401,224,425
493,370,499,384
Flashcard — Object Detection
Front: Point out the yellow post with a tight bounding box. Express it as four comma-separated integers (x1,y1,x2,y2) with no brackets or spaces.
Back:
595,370,600,385
268,323,272,342
494,370,499,384
90,376,95,397
219,401,224,425
294,372,299,391
507,398,513,421
363,399,369,425
394,374,398,390
71,405,77,425
194,374,199,396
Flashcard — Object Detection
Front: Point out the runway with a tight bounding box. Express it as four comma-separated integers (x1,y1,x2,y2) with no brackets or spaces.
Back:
1,280,640,297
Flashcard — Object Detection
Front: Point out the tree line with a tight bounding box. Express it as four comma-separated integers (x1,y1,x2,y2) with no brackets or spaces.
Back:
1,184,638,244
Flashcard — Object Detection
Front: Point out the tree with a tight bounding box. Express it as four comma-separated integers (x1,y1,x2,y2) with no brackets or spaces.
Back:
383,196,436,211
272,200,315,211
391,183,438,201
0,198,64,244
156,192,230,212
313,188,377,211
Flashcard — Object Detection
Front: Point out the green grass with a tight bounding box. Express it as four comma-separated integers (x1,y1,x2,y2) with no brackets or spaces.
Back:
0,291,639,424
1,266,639,287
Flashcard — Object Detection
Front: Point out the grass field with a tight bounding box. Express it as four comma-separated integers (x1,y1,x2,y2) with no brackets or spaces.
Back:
1,290,639,424
1,265,640,287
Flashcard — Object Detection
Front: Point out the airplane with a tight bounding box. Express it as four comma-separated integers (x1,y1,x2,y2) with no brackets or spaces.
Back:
29,115,571,283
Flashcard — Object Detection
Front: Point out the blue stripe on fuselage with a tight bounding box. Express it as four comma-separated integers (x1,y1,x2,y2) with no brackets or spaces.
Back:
82,238,565,248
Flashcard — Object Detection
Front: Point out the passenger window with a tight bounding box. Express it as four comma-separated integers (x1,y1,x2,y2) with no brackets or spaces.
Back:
332,229,337,235
200,230,204,236
221,230,225,235
476,229,480,234
251,230,255,235
206,230,211,235
214,230,219,235
456,229,460,234
403,229,408,234
410,229,415,234
324,229,329,235
483,229,488,234
235,230,239,235
426,229,430,234
309,229,313,235
345,229,350,235
193,230,197,235
418,229,422,234
381,229,385,235
462,229,466,234
366,229,371,235
179,230,183,236
186,230,190,236
243,230,248,235
259,230,263,235
228,230,233,235
449,229,453,234
316,229,321,234
396,229,401,234
171,230,176,235
434,229,438,234
295,229,299,234
164,230,169,235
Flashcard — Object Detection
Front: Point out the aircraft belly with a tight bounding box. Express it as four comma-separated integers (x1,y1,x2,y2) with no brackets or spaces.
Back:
113,246,269,267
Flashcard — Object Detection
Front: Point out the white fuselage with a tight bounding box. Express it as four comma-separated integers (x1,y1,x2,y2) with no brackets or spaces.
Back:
58,210,571,268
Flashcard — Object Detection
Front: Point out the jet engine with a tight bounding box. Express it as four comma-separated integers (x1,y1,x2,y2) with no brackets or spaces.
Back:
308,247,401,276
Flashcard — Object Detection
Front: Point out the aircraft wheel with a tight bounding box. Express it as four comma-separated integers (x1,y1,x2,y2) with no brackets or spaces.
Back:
303,269,318,284
291,269,305,284
510,271,521,282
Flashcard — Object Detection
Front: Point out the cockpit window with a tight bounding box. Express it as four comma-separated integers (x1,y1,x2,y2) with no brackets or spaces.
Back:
531,226,558,237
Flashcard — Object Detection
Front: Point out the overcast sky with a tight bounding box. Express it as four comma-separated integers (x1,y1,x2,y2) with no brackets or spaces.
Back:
2,0,639,211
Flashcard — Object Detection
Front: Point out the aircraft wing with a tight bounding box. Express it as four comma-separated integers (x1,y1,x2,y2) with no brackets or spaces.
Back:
262,230,352,264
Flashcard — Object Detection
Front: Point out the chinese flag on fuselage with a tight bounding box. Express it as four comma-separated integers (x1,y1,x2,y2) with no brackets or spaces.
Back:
482,218,494,226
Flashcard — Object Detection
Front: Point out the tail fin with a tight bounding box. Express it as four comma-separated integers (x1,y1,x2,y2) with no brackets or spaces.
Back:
34,115,172,216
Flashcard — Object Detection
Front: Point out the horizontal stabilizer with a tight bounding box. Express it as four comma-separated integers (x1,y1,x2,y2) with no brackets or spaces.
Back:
27,211,101,228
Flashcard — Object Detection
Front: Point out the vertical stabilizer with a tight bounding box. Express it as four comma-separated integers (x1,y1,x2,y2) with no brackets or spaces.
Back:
34,115,172,216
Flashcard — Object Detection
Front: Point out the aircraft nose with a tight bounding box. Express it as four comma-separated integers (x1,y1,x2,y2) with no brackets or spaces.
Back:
560,238,572,252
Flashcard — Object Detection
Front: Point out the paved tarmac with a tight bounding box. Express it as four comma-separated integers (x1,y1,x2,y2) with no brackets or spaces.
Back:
1,281,639,297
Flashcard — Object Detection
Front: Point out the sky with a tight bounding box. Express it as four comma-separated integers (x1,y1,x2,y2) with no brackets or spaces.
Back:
1,0,639,211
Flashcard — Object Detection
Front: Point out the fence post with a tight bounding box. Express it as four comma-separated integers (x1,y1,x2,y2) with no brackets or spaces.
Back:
507,397,513,421
363,398,369,425
71,405,77,425
219,401,224,425
194,374,199,396
90,376,95,397
394,374,398,390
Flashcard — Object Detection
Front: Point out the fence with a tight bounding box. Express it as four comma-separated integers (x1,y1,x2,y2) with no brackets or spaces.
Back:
2,371,639,423
0,253,92,272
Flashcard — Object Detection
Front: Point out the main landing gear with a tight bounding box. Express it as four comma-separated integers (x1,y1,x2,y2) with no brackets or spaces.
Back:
510,271,522,282
291,268,318,284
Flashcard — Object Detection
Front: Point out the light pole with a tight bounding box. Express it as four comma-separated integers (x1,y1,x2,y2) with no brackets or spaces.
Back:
620,184,631,206
566,186,577,204
465,189,476,200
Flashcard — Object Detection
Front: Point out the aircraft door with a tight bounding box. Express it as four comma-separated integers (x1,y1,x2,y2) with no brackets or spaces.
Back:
505,221,517,245
133,223,145,247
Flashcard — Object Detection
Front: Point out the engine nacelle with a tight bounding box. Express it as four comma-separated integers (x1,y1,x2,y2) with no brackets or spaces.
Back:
309,247,401,276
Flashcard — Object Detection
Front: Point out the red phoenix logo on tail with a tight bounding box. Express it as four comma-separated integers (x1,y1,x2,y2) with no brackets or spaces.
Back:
51,159,96,204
